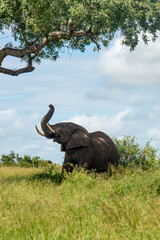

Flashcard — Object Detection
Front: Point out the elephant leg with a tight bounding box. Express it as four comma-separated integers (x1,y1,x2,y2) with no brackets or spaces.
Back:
61,153,74,175
76,147,93,171
108,148,119,176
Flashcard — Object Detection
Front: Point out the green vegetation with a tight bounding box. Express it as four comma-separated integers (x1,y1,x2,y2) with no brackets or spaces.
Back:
0,151,51,167
0,165,160,239
114,135,160,169
0,136,160,239
0,0,159,75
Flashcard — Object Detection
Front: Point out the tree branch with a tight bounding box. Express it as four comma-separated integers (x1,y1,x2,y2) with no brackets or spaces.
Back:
72,30,90,37
0,54,35,76
0,37,49,66
89,31,101,50
0,65,35,76
69,9,90,33
0,27,97,76
68,2,99,34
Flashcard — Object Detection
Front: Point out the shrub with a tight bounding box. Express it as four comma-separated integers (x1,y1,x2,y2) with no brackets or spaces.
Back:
0,151,16,166
1,152,46,168
16,154,32,167
114,135,160,170
30,156,40,168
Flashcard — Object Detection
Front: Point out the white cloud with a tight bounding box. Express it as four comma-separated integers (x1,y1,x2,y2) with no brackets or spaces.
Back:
19,144,39,151
98,37,160,88
67,107,133,136
148,127,160,141
0,109,24,134
86,88,108,100
148,126,160,151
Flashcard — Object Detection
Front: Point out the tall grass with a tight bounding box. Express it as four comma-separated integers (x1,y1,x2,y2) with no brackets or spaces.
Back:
0,166,160,239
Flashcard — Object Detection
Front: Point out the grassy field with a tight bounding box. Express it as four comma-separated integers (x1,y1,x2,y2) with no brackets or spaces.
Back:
0,166,160,240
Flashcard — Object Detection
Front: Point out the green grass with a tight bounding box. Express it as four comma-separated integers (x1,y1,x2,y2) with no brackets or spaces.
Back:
0,166,160,240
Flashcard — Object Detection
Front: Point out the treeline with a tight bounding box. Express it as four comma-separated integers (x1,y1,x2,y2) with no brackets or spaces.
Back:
0,136,160,169
0,151,51,167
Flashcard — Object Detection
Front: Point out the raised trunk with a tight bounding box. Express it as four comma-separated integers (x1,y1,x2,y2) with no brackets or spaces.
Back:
41,104,55,138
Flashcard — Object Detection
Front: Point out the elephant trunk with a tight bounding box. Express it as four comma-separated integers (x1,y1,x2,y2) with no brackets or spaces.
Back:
41,104,55,138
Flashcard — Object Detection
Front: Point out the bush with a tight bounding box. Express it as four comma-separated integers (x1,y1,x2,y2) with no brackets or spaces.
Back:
17,155,32,167
114,135,160,170
30,156,39,167
1,151,16,166
0,152,47,168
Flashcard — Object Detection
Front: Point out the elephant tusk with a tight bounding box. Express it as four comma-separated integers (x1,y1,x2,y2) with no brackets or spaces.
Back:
35,125,45,137
46,122,56,134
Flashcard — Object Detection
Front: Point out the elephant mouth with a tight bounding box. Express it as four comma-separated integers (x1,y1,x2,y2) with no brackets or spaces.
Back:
35,123,56,138
46,123,55,134
53,137,60,143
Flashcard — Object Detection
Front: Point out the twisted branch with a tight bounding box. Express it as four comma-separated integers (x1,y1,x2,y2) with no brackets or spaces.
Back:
0,34,58,76
0,65,35,76
0,14,100,76
0,54,35,76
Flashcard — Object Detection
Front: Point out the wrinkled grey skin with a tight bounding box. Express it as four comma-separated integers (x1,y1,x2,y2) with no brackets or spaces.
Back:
36,105,119,174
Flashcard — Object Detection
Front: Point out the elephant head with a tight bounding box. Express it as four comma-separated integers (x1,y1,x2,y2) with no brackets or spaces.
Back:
35,105,90,151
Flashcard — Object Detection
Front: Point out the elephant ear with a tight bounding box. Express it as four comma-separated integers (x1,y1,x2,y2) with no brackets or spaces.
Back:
66,130,90,149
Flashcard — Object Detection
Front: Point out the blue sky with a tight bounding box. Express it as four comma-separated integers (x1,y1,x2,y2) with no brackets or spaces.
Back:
0,31,160,163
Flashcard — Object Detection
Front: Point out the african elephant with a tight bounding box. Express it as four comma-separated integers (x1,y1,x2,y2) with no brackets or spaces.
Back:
35,105,119,174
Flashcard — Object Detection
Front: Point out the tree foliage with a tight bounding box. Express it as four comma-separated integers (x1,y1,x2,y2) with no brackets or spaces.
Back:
0,0,160,76
114,135,160,170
